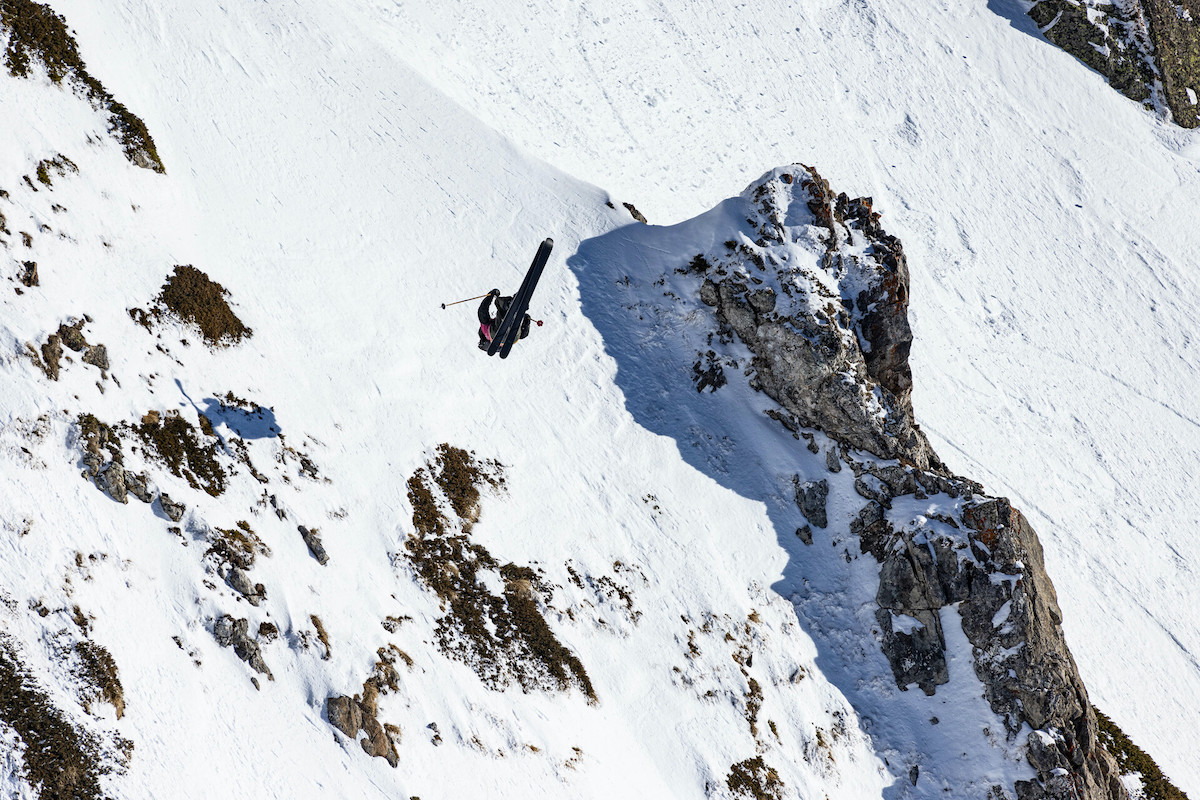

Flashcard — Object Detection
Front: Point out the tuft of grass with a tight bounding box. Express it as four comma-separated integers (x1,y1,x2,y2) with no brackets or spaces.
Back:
726,756,784,800
151,265,252,346
1094,706,1189,800
34,153,76,186
0,0,164,170
310,615,331,660
73,640,124,719
134,410,227,496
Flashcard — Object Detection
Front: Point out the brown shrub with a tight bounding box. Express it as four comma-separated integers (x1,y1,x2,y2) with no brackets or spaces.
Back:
154,265,251,346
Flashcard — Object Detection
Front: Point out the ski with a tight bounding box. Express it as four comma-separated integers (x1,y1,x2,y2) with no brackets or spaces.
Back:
487,238,553,358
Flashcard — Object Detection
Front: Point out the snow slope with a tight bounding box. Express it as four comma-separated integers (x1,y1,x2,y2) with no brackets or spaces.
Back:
2,0,1197,797
358,0,1200,793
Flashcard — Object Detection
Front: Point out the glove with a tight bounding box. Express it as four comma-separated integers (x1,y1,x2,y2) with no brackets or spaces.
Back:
489,288,500,297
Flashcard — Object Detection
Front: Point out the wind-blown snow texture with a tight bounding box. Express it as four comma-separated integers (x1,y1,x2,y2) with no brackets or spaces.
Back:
1,0,1197,798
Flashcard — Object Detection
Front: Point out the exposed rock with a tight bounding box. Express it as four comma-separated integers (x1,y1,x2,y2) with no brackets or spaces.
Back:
326,696,362,738
794,478,829,528
214,615,272,679
39,334,62,380
795,525,812,545
82,344,109,371
695,167,944,472
124,471,152,503
859,484,1126,798
824,446,841,473
226,567,265,606
622,202,648,224
325,695,399,768
97,462,128,504
57,321,87,352
298,525,329,565
19,261,37,287
158,493,185,522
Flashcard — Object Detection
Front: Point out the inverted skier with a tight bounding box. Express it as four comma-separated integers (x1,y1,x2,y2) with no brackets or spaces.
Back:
477,289,532,351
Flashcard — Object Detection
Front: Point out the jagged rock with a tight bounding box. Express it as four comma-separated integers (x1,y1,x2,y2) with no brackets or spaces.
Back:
825,446,841,473
850,501,892,560
795,525,812,545
125,472,152,503
227,567,265,606
98,462,128,504
19,261,37,287
82,451,103,477
698,167,944,472
158,493,186,522
326,696,362,738
298,525,329,565
82,344,109,371
326,695,398,768
854,475,891,507
794,478,829,528
215,615,273,679
874,608,947,695
747,288,776,314
360,714,398,767
214,616,235,647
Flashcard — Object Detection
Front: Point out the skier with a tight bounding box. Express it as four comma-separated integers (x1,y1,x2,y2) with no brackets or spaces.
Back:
478,289,531,351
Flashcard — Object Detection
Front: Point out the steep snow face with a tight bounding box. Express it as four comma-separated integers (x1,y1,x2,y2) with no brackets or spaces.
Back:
0,4,924,800
357,1,1200,793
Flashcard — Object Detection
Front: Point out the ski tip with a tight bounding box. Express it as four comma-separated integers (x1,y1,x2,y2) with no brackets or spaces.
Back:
544,237,554,247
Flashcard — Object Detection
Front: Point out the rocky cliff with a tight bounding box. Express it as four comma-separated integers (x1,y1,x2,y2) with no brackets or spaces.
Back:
1027,0,1200,128
695,166,1130,799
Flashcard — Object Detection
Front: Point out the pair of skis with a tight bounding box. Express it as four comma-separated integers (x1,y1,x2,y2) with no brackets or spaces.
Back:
487,238,553,359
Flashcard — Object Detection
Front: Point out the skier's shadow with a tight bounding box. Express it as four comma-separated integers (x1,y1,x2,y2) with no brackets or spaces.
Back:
569,210,929,798
175,379,281,442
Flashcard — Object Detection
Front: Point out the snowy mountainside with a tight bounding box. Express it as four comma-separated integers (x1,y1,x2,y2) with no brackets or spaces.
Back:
0,1,1195,799
365,1,1200,794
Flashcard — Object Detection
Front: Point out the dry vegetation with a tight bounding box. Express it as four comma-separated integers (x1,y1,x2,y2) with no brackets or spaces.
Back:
130,266,252,347
0,0,164,170
133,410,227,496
404,445,594,701
0,637,111,800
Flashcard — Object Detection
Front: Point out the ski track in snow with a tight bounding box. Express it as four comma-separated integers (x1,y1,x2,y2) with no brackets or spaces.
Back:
1,0,1198,796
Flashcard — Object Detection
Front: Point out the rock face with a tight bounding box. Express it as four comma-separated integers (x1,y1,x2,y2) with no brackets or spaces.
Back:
298,525,329,565
1027,0,1200,128
158,493,186,522
697,166,943,472
325,695,398,767
701,166,1127,800
213,616,272,680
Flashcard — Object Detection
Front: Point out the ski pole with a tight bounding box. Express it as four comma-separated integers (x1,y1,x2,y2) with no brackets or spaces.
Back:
441,293,490,310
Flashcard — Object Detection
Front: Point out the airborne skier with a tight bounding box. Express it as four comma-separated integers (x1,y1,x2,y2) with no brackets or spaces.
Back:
478,290,531,351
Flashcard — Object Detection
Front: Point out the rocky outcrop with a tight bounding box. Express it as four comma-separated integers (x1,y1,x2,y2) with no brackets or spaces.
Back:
224,567,266,606
325,695,399,767
1026,0,1200,128
700,167,1127,799
298,525,329,565
213,615,272,680
844,456,1126,799
158,493,186,522
697,166,943,472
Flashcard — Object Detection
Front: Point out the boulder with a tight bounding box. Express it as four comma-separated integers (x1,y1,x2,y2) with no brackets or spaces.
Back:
227,567,265,606
82,344,109,371
125,472,152,503
794,478,829,528
98,462,128,504
298,525,329,565
159,493,186,522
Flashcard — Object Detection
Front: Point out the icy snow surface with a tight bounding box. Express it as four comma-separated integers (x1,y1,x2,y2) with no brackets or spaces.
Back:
0,0,1198,797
